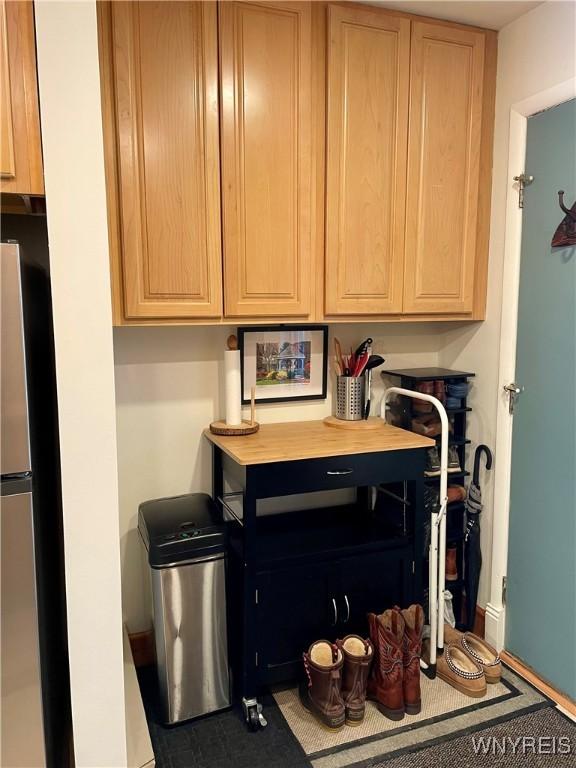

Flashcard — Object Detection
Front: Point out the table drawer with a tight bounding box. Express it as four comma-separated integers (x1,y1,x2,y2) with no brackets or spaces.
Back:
246,449,425,497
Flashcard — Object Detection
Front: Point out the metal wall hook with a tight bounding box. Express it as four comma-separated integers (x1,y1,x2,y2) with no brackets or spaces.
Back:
558,191,576,221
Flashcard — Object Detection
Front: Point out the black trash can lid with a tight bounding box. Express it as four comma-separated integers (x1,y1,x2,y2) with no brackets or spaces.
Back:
138,493,226,568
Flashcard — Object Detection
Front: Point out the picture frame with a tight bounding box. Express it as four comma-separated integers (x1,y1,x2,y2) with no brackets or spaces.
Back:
238,325,328,404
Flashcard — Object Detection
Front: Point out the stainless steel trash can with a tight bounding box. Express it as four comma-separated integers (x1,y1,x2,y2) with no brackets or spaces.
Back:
138,493,230,724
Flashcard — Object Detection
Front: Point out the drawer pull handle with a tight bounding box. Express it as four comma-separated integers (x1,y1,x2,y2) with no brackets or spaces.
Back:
326,469,353,476
331,598,338,626
343,594,350,623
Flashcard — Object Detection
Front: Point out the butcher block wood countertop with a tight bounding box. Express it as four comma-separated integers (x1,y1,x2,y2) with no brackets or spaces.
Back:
203,419,434,465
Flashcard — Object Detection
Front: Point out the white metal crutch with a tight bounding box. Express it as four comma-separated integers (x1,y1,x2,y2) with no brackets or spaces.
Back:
381,387,449,676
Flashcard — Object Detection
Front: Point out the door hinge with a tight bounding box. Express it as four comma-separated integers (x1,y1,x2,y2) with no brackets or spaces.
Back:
502,576,507,604
513,173,534,209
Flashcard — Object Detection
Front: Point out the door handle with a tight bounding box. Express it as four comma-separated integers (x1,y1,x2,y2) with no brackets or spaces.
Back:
504,382,524,414
326,469,353,476
331,598,338,626
343,594,350,623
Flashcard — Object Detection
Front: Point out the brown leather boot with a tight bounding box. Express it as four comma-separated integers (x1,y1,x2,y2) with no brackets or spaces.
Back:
367,610,405,720
299,640,346,730
446,547,458,581
401,604,424,715
336,635,373,726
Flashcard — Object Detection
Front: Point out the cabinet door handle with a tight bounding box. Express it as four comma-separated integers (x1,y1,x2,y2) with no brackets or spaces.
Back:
326,469,353,476
343,594,350,623
331,598,338,626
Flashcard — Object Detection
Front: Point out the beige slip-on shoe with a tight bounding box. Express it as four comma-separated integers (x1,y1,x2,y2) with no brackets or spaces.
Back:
443,625,501,683
437,642,487,698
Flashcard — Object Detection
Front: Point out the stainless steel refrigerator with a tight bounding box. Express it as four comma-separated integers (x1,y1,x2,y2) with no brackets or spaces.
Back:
1,237,72,768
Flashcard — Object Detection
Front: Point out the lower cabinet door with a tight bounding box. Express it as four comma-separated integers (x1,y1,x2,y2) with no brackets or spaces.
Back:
256,562,338,683
338,550,411,637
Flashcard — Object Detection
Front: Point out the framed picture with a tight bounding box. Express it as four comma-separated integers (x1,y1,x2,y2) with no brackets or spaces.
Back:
238,325,328,404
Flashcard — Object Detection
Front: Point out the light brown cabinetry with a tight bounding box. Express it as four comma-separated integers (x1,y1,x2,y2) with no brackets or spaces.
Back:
219,1,313,317
108,1,222,320
324,8,495,319
99,1,496,325
325,5,409,315
0,0,43,196
403,22,486,314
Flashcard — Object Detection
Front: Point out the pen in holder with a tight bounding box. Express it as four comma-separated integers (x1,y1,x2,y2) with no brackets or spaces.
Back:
336,375,365,421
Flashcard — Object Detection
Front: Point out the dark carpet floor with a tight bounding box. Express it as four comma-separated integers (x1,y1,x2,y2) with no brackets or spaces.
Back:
373,707,576,768
137,666,309,768
137,666,575,768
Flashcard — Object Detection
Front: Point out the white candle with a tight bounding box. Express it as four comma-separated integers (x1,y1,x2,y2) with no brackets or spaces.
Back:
224,349,242,426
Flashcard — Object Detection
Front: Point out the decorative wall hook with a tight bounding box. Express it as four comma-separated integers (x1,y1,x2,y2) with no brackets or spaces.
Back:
558,190,576,221
552,190,576,247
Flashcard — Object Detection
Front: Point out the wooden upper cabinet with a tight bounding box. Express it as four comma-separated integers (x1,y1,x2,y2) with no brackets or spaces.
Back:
325,5,410,316
110,1,222,319
219,1,313,317
403,22,486,314
0,0,43,195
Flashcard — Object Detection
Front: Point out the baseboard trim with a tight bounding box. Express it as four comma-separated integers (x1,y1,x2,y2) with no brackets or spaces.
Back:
128,629,155,668
501,650,576,716
485,602,506,650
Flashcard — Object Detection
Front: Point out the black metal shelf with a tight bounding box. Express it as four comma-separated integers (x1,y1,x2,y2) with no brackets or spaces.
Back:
425,471,470,484
384,368,475,381
385,367,474,629
436,436,471,446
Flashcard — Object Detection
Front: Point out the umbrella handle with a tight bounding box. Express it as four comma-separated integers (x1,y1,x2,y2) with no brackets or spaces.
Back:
473,444,493,486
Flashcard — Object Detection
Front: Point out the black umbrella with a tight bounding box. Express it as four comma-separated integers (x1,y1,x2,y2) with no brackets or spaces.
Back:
463,445,493,631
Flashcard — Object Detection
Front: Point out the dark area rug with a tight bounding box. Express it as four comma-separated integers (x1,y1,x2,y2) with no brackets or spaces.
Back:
372,707,576,768
137,666,309,768
137,665,572,768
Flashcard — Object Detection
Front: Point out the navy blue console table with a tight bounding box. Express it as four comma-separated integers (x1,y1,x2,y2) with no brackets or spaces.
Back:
205,420,433,730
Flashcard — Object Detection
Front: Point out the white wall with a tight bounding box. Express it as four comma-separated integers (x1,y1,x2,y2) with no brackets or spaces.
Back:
439,0,576,610
34,2,127,766
115,323,448,632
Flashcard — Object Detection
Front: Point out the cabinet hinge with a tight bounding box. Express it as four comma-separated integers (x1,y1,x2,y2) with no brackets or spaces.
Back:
255,589,259,605
513,173,534,208
502,576,507,604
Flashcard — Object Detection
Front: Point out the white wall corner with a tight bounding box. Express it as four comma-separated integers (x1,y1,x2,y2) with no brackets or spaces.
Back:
34,1,128,765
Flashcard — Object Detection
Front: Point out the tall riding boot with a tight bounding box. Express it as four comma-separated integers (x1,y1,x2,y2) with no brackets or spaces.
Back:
336,635,373,726
299,640,346,730
401,604,424,714
367,610,405,720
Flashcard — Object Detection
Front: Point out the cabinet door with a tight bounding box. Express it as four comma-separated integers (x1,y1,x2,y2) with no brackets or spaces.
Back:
339,550,410,635
111,1,222,319
325,6,409,315
403,22,485,314
0,0,43,195
220,1,312,317
256,563,337,683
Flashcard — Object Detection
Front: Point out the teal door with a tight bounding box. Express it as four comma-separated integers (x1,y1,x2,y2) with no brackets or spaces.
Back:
506,98,576,699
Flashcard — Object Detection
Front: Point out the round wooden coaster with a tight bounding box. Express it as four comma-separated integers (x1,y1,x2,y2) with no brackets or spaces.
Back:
209,420,260,436
323,416,384,430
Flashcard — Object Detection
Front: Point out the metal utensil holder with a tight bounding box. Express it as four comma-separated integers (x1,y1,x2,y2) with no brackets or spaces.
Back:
336,376,365,420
